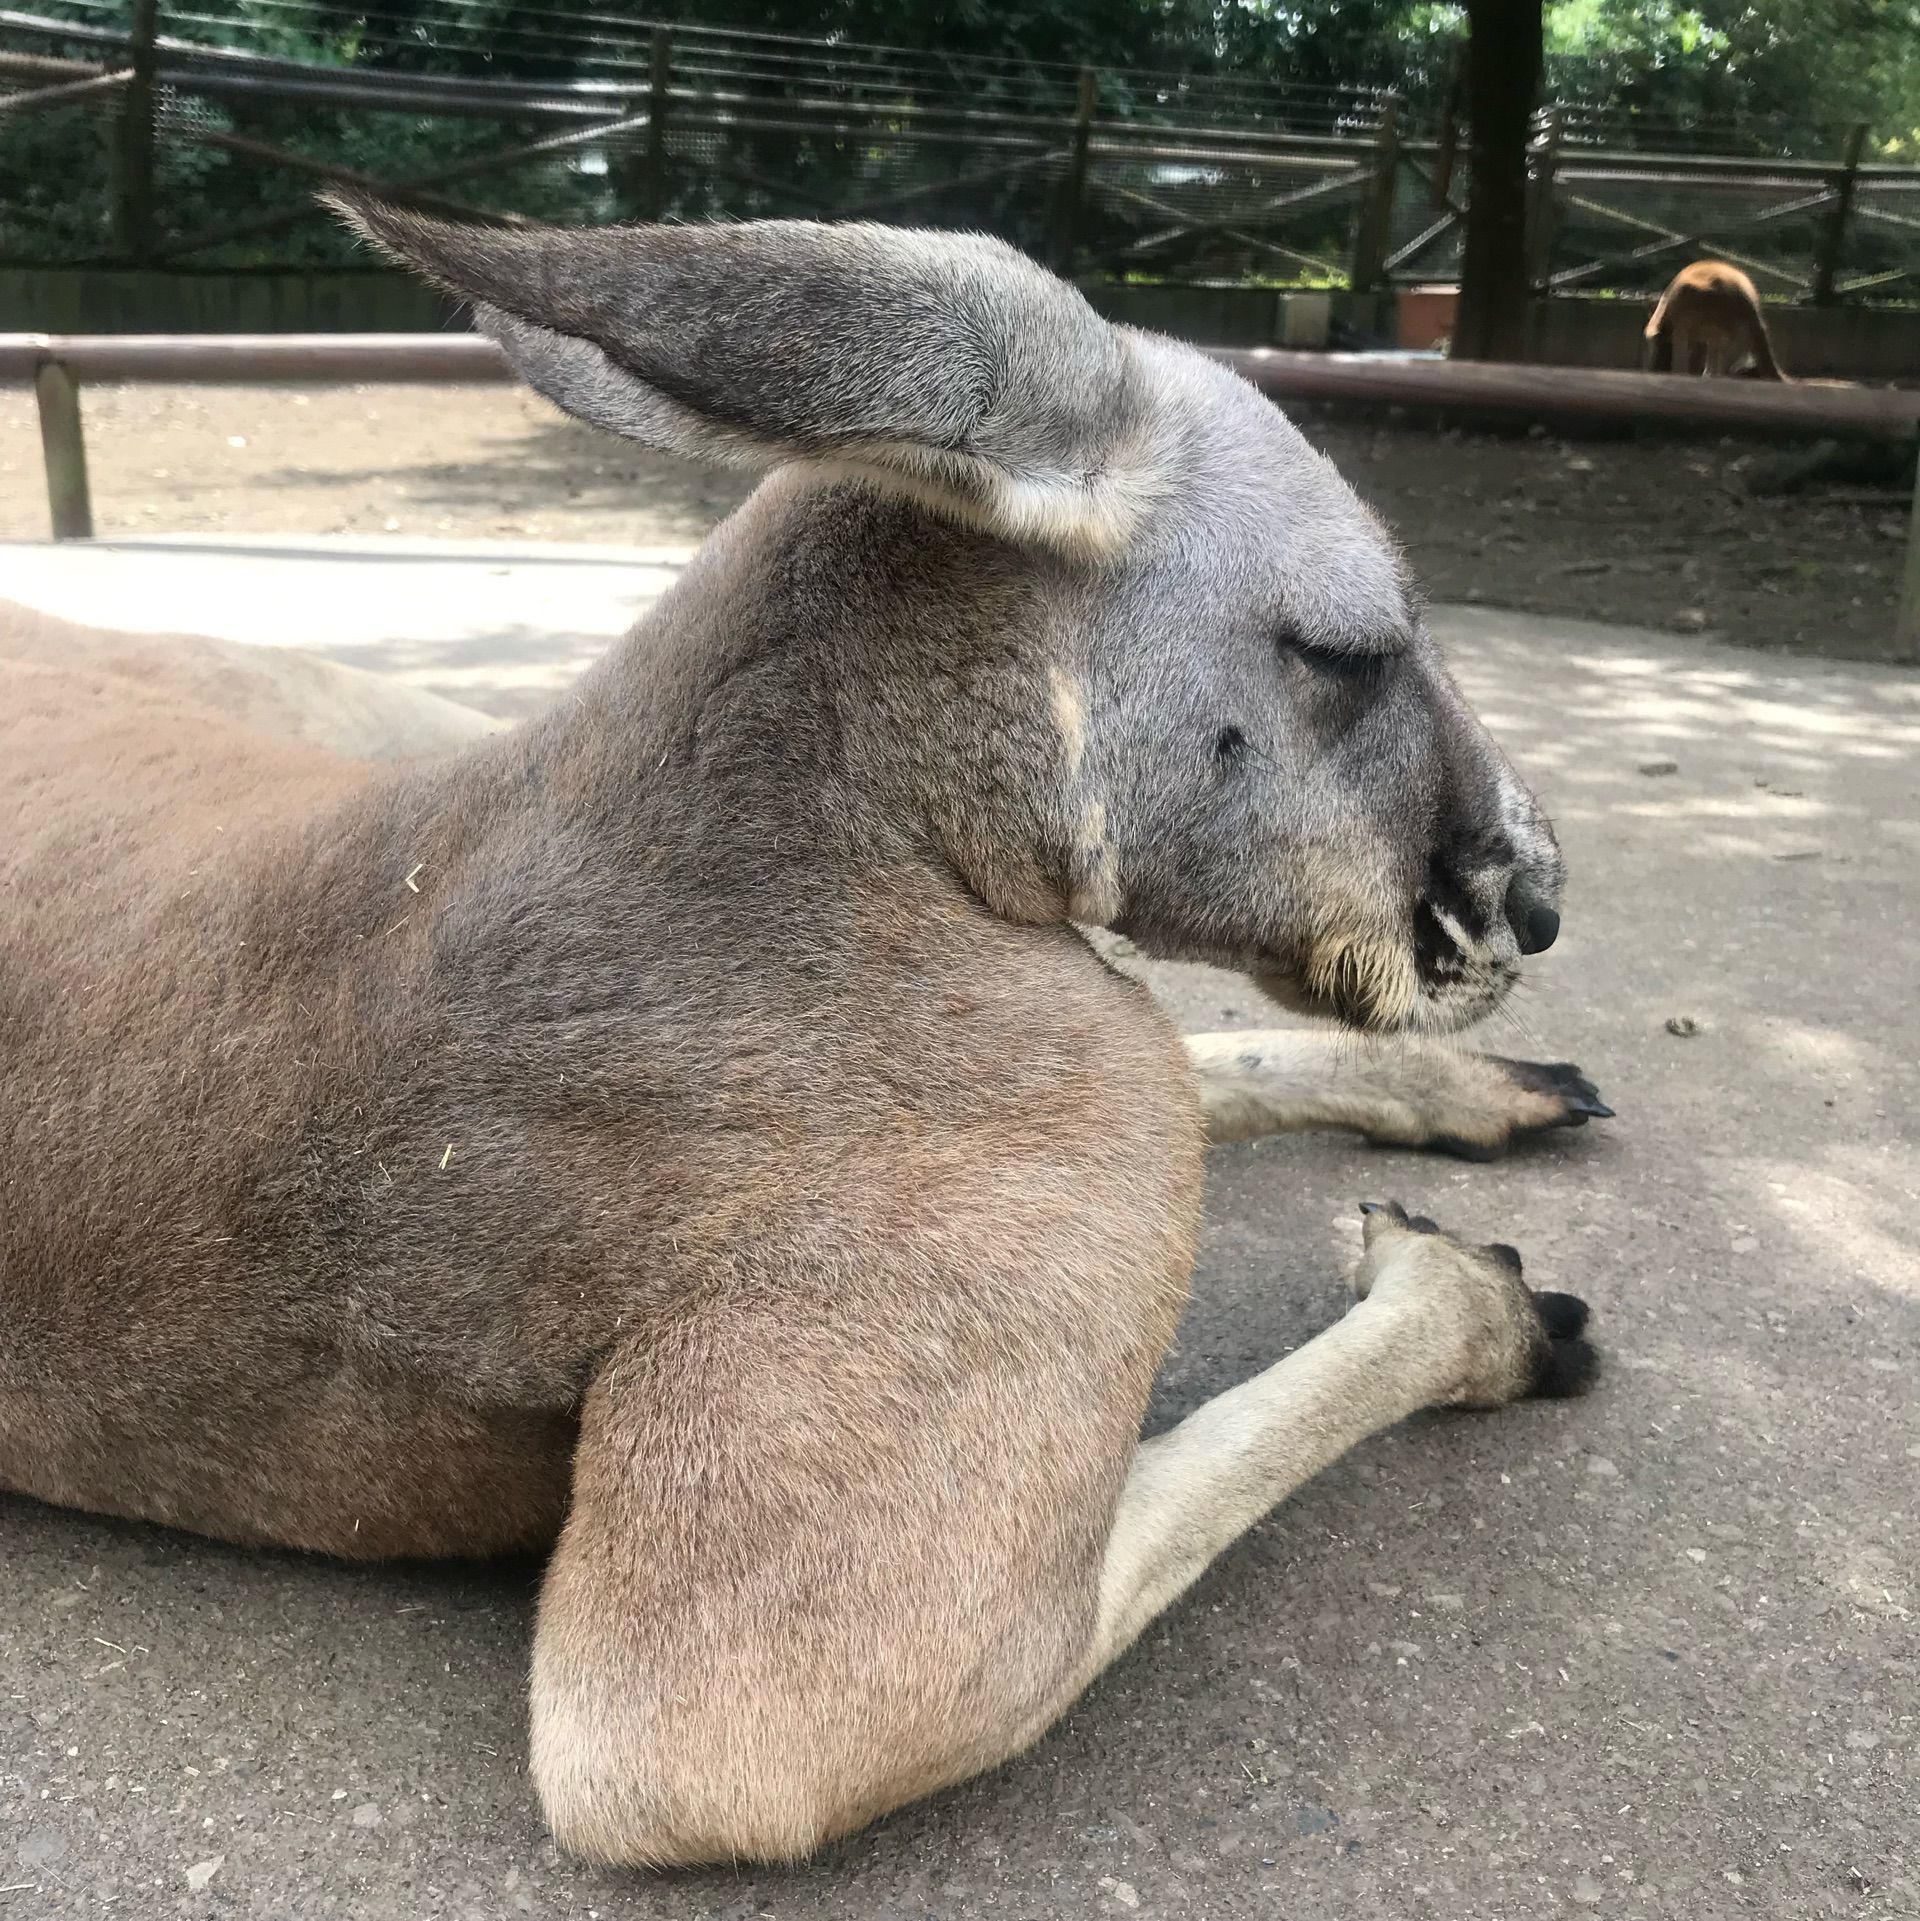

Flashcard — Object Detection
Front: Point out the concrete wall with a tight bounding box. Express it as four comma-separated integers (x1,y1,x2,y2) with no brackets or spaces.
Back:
0,269,454,335
0,266,1378,349
1080,285,1917,378
3,268,1913,383
1525,297,1920,381
1083,284,1376,349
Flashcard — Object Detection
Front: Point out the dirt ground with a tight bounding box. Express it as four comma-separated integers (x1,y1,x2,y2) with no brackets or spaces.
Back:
2,381,1912,660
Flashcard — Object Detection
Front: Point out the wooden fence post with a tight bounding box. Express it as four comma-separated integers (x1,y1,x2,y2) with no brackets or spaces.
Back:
1432,47,1464,209
1813,122,1868,307
1049,67,1097,275
639,26,673,222
1349,93,1401,293
113,0,159,262
1897,431,1920,661
1524,105,1562,295
35,359,94,541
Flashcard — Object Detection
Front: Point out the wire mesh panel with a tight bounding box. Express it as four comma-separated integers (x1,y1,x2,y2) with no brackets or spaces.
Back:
1082,134,1371,282
1544,163,1920,303
1851,177,1920,300
0,16,125,259
0,1,1915,305
1381,155,1464,285
1549,166,1834,297
662,109,1065,249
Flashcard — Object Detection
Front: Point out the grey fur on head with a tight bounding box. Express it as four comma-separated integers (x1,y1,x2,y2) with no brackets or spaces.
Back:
331,195,1565,1034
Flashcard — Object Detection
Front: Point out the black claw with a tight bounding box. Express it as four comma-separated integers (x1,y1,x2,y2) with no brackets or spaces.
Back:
1532,1337,1602,1399
1531,1289,1590,1339
1359,1200,1441,1234
1526,1285,1600,1399
1417,1059,1613,1158
1493,1056,1617,1136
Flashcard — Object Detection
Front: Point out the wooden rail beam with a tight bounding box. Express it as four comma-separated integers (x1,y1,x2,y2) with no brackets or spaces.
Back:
0,45,99,82
0,334,513,384
2,334,1913,657
0,64,128,115
5,330,1916,431
6,331,1918,423
1217,348,1920,439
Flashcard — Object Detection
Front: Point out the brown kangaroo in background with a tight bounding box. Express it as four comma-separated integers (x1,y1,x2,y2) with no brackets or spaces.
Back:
0,196,1608,1867
1644,259,1787,378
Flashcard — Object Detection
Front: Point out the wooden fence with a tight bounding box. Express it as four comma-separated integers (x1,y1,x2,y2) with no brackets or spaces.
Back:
3,6,1918,303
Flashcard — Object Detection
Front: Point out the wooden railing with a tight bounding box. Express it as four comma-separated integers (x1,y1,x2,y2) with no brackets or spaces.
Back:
3,331,1916,655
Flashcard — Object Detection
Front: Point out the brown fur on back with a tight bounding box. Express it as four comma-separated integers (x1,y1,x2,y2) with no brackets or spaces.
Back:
0,504,1200,1565
1644,260,1786,379
0,602,577,1551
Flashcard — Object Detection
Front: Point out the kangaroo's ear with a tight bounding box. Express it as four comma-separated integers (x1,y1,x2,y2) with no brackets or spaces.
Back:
325,193,1161,554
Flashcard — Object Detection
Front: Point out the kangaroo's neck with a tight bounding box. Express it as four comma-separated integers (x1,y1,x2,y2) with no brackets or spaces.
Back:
503,470,1082,926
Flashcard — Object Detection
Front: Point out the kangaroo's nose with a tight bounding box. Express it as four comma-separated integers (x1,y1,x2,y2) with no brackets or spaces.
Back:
1506,877,1560,955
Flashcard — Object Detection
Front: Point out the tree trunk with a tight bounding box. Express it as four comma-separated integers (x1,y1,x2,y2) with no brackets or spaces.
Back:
1451,0,1542,363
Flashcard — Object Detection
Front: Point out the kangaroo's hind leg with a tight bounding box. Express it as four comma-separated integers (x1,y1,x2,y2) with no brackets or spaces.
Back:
522,1209,1597,1868
1070,1204,1598,1679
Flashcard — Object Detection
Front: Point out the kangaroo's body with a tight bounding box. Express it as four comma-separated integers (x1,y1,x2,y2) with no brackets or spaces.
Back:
1644,259,1787,379
0,204,1606,1867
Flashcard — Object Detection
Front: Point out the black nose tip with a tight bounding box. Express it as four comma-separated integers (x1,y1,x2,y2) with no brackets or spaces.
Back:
1508,881,1560,955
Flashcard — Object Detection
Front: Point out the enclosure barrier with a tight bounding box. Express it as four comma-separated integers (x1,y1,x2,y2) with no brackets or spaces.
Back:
5,6,1920,303
2,331,1916,656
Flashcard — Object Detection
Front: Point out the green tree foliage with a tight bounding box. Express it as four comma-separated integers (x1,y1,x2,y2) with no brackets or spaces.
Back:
651,0,1917,152
1542,0,1920,155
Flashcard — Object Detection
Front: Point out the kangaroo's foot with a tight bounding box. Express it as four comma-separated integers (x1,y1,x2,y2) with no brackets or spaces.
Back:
1186,1029,1613,1158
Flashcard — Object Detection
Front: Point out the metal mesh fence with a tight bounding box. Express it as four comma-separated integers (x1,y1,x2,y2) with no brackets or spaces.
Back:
1383,154,1465,285
1082,135,1370,283
1,2,1915,304
1853,176,1920,299
1550,165,1836,299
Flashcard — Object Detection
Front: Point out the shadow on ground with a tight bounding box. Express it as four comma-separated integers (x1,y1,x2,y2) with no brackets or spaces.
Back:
252,415,754,544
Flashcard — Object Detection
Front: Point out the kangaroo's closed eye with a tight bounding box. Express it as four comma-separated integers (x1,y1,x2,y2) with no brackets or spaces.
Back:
1280,632,1394,686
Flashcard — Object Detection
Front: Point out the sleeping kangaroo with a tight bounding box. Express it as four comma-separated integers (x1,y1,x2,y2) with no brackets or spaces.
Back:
1643,259,1787,379
0,197,1608,1867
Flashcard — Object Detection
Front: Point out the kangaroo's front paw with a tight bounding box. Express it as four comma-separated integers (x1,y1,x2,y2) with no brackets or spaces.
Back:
1354,1201,1601,1408
1425,1057,1614,1162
